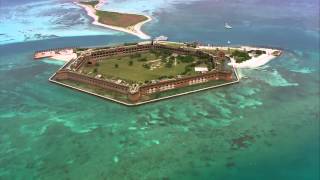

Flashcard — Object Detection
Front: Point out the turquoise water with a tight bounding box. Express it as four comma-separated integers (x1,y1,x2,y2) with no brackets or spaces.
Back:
0,0,319,179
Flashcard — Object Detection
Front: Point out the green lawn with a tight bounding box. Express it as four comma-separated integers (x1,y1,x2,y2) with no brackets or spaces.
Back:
80,52,198,83
96,10,148,28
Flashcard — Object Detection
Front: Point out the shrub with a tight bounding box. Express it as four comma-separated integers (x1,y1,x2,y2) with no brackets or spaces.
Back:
161,57,167,63
178,55,194,63
138,57,147,62
232,50,251,63
128,61,133,66
165,58,174,68
114,64,119,68
143,63,150,69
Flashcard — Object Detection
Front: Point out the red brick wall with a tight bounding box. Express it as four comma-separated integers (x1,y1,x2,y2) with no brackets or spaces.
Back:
139,71,232,95
54,71,129,94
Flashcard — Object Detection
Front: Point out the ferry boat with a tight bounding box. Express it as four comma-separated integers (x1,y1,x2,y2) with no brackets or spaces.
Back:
225,22,232,29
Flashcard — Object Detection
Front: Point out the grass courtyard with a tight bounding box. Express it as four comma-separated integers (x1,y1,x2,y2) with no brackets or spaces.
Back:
79,51,201,83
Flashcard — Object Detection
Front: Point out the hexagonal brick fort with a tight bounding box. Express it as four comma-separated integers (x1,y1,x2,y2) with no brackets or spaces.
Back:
50,41,239,105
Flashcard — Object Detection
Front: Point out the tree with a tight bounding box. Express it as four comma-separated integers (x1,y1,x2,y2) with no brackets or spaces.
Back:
165,58,174,68
231,50,251,63
178,55,194,63
161,56,167,63
114,64,119,68
129,61,133,66
93,68,98,73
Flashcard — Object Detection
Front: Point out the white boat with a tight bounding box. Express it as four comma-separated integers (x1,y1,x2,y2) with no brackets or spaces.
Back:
227,40,231,44
154,35,168,41
225,22,232,29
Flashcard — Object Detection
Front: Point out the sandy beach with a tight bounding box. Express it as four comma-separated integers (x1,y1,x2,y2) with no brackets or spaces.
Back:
75,0,152,39
34,49,77,62
50,53,77,62
198,46,281,69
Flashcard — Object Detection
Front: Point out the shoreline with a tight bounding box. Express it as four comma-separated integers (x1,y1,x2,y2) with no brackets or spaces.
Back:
198,45,281,69
75,1,152,39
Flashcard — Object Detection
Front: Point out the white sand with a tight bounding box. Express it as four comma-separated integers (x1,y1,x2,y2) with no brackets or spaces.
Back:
75,0,152,39
198,45,281,69
50,49,77,62
51,53,77,62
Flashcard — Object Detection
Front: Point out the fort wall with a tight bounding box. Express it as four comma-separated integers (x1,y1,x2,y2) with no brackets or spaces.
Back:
140,70,232,95
55,70,129,94
52,43,234,103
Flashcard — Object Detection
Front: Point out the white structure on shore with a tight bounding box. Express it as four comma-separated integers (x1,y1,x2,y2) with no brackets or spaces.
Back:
195,67,208,73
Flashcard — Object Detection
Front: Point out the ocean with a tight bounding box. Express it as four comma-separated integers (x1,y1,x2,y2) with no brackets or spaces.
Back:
0,0,319,179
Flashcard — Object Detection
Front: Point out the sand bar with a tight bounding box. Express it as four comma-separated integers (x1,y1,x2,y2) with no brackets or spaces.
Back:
75,0,152,39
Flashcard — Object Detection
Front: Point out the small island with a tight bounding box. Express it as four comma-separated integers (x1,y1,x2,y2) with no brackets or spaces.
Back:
76,0,152,39
34,40,281,106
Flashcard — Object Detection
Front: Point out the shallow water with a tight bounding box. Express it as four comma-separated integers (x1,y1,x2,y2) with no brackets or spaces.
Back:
0,0,319,179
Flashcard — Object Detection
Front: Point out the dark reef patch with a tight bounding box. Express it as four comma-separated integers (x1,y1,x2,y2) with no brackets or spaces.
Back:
230,134,255,150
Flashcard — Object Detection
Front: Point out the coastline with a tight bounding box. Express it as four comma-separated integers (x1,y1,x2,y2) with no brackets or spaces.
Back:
75,1,152,39
198,45,281,69
230,46,280,68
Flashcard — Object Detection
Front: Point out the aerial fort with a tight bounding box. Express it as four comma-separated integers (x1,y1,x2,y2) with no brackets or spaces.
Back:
34,40,281,105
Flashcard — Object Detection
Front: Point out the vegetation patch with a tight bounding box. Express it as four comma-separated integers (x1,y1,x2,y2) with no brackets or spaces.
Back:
231,50,251,63
96,10,148,28
79,1,99,7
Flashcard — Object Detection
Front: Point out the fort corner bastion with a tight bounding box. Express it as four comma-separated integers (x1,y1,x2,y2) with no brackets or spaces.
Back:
45,41,239,106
